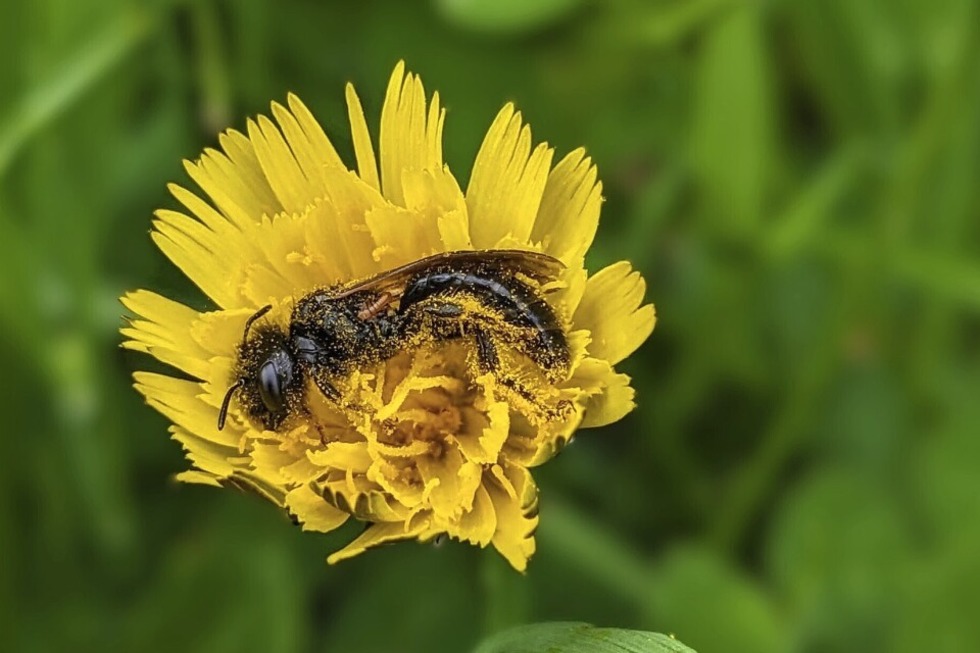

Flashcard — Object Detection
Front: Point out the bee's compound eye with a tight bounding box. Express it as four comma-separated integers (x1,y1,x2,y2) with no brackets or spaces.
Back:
258,361,284,414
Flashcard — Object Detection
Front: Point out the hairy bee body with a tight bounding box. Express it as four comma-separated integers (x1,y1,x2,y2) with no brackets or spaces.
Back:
399,266,569,382
291,289,405,376
220,250,570,432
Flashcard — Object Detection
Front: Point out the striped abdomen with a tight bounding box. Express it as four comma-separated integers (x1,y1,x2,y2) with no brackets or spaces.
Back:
399,268,569,379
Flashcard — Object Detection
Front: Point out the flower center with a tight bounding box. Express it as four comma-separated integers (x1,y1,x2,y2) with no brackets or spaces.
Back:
379,387,462,458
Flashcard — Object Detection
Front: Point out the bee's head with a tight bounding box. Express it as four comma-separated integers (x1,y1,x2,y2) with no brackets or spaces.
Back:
218,307,302,432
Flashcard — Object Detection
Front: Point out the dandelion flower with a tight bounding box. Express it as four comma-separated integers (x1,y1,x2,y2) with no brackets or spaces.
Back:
121,62,655,571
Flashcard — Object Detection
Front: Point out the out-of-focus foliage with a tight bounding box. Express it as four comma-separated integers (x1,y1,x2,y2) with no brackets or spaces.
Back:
1,0,978,651
473,622,696,653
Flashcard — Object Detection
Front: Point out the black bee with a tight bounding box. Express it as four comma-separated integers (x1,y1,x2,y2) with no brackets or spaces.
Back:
218,250,570,432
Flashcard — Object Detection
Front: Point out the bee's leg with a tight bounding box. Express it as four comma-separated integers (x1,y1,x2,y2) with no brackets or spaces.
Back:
417,299,468,341
421,300,464,320
472,326,500,374
418,303,501,374
473,327,532,401
473,326,571,422
308,373,348,442
311,373,341,402
418,301,567,419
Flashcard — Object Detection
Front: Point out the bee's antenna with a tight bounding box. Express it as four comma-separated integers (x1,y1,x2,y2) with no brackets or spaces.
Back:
242,304,273,340
217,380,244,431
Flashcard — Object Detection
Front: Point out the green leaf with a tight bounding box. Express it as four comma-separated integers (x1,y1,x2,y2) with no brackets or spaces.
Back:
473,622,696,653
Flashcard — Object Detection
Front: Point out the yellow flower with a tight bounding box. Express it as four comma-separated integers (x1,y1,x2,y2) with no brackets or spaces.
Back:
121,62,655,571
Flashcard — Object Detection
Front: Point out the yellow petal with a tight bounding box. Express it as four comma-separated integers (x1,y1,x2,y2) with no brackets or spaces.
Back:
285,484,349,533
305,168,389,280
583,374,635,427
224,469,287,507
278,449,326,485
174,470,223,487
570,357,637,428
368,457,427,509
167,183,246,245
536,417,584,467
134,372,239,448
238,213,325,303
416,445,482,519
365,160,470,257
379,62,445,207
121,290,209,379
466,104,553,249
369,439,432,460
453,483,497,546
574,261,656,365
186,131,281,222
365,204,442,268
250,443,297,486
373,372,456,422
164,184,278,309
171,427,240,478
247,115,321,214
150,212,241,308
345,83,381,192
283,93,346,174
189,306,260,356
320,475,413,523
532,148,603,266
487,464,538,572
307,442,374,474
326,519,428,565
437,208,473,251
401,167,468,231
548,266,588,324
453,383,510,464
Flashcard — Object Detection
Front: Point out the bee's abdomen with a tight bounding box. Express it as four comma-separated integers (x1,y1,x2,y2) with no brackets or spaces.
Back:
401,269,569,379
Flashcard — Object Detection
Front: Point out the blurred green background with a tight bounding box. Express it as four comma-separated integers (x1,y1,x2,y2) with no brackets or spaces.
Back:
3,0,979,651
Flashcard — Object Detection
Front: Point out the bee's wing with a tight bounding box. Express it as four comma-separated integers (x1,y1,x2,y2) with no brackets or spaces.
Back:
333,249,565,298
437,249,566,282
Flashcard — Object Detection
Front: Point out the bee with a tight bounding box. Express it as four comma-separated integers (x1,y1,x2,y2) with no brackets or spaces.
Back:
218,249,570,432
